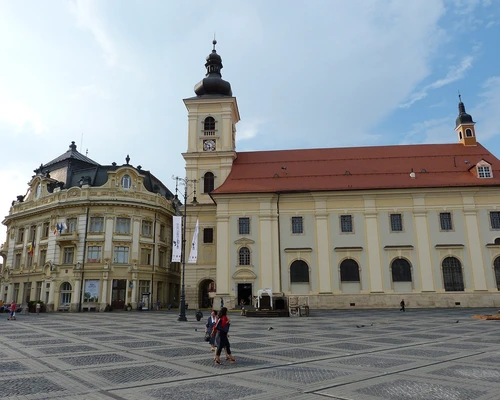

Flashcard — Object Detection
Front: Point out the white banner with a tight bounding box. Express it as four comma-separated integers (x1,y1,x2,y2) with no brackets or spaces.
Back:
172,216,182,262
188,219,199,263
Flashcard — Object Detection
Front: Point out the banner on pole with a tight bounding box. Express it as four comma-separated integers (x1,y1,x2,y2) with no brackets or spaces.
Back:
188,219,199,263
172,216,182,262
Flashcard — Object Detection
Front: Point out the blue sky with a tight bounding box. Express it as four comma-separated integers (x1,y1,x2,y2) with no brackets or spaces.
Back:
1,0,499,244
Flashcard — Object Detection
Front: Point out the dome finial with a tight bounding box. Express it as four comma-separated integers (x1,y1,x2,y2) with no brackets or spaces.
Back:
213,33,217,51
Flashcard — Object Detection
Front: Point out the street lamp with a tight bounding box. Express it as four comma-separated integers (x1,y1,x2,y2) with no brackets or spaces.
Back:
172,176,198,322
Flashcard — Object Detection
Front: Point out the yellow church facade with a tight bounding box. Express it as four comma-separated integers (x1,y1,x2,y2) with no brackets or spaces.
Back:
182,42,500,310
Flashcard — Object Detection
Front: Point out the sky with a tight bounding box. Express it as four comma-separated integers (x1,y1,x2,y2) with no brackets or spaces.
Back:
1,0,499,245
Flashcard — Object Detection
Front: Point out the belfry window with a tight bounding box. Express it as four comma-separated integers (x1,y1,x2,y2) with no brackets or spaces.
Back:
203,117,216,134
465,128,473,137
204,172,214,193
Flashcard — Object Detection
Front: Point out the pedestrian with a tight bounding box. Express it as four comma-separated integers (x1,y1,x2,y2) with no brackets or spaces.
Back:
156,299,161,311
36,301,41,315
205,309,218,351
214,307,235,364
8,300,16,320
220,297,224,309
400,299,406,312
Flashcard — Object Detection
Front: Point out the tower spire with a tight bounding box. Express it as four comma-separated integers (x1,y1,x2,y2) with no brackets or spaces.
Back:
193,40,232,96
455,94,477,146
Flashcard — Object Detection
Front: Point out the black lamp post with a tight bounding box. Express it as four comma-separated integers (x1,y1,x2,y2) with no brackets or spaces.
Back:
173,176,198,322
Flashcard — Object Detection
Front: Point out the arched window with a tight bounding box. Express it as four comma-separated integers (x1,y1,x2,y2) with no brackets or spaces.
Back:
290,260,309,283
494,256,500,290
60,282,72,305
340,259,360,282
204,117,215,131
442,257,464,291
465,128,473,137
239,247,250,265
204,172,214,193
391,259,412,282
121,175,131,189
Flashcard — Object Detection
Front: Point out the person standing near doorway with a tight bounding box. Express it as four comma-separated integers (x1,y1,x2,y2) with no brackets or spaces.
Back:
36,302,41,315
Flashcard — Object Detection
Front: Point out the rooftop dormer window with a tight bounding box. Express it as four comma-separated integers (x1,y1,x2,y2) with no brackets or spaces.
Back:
121,174,131,189
477,165,492,179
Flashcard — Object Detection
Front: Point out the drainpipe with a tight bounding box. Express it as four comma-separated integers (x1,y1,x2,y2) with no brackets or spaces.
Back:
151,212,157,310
277,192,282,294
78,207,90,312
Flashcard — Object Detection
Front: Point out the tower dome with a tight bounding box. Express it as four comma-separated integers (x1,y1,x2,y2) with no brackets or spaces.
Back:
455,95,474,128
194,40,232,97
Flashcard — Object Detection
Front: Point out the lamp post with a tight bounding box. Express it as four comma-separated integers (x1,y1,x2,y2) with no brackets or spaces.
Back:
172,176,198,322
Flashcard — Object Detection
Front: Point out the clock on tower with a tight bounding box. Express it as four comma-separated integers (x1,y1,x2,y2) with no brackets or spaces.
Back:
203,139,216,151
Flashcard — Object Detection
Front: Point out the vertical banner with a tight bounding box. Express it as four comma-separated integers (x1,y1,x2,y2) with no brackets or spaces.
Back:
188,219,199,263
172,216,182,262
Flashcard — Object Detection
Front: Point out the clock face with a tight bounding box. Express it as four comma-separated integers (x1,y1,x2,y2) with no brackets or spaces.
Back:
203,139,216,151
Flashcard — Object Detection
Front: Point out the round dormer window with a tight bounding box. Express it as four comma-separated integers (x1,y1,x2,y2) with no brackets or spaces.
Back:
121,175,131,189
35,183,42,199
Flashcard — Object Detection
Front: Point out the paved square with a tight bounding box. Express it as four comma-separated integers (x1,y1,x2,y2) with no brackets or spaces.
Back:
1,308,500,399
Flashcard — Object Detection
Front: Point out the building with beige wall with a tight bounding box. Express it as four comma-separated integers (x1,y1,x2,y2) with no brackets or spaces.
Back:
0,143,179,312
181,41,500,310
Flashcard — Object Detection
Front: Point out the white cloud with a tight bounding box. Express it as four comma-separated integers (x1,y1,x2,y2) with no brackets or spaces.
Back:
237,119,265,141
68,0,118,67
70,83,111,100
0,91,48,135
472,76,500,140
399,56,474,108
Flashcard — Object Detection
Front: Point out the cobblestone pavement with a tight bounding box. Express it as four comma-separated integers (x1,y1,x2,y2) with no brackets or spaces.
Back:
1,308,500,399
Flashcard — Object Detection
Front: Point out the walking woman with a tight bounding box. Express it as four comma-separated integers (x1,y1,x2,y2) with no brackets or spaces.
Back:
205,309,218,351
214,307,235,364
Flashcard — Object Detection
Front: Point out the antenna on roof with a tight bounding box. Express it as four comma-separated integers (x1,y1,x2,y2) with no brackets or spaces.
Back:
86,149,88,156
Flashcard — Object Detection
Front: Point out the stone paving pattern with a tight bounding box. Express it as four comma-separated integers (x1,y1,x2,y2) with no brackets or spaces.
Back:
1,308,500,399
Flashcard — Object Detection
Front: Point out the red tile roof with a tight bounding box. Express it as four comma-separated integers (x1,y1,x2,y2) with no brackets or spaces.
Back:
211,143,500,194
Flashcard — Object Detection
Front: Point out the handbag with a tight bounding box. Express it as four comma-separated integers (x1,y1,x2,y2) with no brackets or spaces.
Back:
204,332,211,342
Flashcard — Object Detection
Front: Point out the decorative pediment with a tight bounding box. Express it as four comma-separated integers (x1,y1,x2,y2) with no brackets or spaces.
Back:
234,237,255,245
232,268,257,281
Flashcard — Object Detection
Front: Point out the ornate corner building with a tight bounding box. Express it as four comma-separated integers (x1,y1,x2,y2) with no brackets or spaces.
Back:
0,143,179,312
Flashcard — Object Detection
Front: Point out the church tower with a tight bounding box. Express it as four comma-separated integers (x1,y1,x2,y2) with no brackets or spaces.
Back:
455,95,477,146
183,40,241,203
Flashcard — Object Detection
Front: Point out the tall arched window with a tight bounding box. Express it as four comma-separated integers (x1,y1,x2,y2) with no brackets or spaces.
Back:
121,175,131,189
494,256,500,290
442,257,464,291
239,247,250,265
204,172,214,193
290,260,309,283
391,259,412,282
60,282,72,305
204,117,215,131
340,259,360,282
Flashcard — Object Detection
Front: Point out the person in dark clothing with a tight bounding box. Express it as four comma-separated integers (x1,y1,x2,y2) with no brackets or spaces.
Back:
205,309,218,351
400,299,406,312
214,307,235,364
